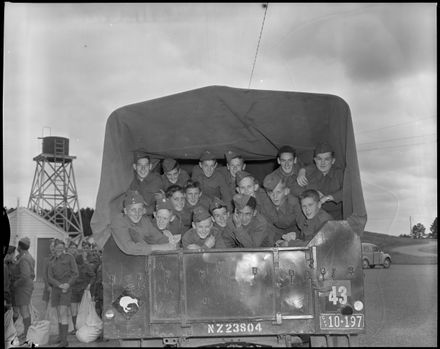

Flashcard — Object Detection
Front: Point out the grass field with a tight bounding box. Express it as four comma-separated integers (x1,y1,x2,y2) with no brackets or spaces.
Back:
361,231,437,265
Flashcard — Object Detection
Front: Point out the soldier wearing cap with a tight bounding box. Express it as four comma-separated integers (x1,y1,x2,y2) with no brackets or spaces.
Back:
222,194,272,248
294,142,343,219
161,158,190,191
11,237,35,341
209,196,232,234
269,145,303,195
110,190,178,255
182,206,226,249
152,198,184,245
259,171,302,243
191,150,232,211
129,149,164,217
219,150,247,197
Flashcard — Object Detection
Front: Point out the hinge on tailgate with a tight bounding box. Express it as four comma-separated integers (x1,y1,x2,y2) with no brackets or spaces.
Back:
276,313,282,324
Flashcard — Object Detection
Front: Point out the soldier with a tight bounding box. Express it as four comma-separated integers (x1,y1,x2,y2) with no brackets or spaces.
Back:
129,150,164,216
235,170,273,213
209,197,231,236
280,189,334,247
110,190,178,255
47,239,78,347
220,150,246,197
269,145,303,195
4,246,16,318
182,206,226,250
295,142,344,219
184,179,212,211
191,150,232,210
166,184,192,232
11,237,35,342
161,158,190,191
222,194,272,248
260,171,302,243
42,239,56,312
152,198,184,245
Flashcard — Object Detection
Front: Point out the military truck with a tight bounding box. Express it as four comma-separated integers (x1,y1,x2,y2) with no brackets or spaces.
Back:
91,85,367,347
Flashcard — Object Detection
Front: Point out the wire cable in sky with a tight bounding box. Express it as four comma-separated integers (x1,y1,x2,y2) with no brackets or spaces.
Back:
356,116,436,135
248,3,269,89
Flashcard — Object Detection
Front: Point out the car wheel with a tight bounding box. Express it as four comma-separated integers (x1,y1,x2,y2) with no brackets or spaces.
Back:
362,259,369,269
383,258,391,268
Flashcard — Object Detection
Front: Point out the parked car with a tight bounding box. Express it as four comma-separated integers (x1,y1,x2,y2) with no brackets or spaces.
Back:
361,242,391,268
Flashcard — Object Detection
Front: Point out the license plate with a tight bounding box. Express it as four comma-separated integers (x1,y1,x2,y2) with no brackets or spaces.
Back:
319,314,364,329
207,322,263,334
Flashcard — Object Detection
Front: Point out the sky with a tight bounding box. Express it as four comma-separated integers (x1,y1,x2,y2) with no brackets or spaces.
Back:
2,3,437,236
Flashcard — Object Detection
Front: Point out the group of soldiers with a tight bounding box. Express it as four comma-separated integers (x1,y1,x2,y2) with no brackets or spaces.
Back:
111,142,343,254
3,236,102,347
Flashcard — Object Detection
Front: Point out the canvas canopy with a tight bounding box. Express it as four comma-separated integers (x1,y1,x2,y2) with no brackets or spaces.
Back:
91,85,367,249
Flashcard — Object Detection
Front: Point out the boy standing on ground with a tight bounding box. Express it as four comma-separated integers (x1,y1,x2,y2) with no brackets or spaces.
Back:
47,239,78,347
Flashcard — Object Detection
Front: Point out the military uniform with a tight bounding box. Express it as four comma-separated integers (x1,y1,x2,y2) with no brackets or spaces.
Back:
295,208,333,243
182,226,226,249
222,213,272,248
48,251,79,306
12,249,35,306
42,253,55,302
161,158,191,191
259,193,302,242
296,164,344,220
192,150,232,210
270,164,302,196
110,214,169,255
129,172,163,216
173,205,193,233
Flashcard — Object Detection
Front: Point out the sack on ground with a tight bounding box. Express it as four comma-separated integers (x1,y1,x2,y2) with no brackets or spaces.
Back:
86,301,103,330
75,324,101,343
44,305,59,336
26,320,50,346
14,314,24,337
76,289,92,330
4,309,18,348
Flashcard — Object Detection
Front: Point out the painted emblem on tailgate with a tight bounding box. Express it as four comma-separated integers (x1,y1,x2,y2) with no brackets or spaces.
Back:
112,290,143,319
